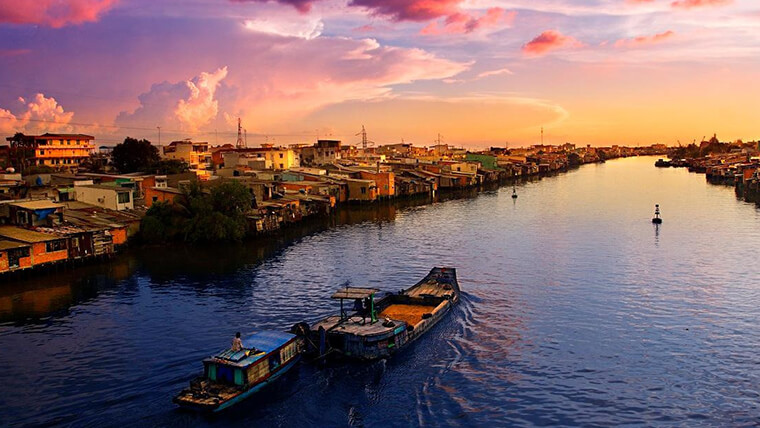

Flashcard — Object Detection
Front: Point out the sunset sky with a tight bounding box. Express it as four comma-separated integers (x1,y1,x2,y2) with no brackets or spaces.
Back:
0,0,758,148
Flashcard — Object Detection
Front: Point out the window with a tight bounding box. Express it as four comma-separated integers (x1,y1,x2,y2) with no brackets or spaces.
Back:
40,150,45,155
8,247,30,268
361,187,366,194
117,192,130,204
279,163,284,169
152,196,158,202
45,240,66,252
279,153,284,159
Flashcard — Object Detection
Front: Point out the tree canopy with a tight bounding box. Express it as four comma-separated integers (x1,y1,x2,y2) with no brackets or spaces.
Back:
140,180,254,243
112,137,160,173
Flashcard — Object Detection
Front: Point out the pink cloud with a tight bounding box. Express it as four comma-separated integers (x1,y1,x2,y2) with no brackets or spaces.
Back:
0,0,118,28
420,8,514,35
0,49,31,57
0,94,76,134
349,0,462,22
671,0,732,9
522,30,583,56
614,30,675,48
230,0,315,13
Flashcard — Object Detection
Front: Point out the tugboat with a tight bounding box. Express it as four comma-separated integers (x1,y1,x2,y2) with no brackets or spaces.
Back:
511,186,518,199
652,204,663,224
174,330,302,412
300,267,460,361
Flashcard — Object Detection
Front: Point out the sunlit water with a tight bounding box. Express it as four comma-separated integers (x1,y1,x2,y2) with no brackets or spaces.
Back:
1,157,759,427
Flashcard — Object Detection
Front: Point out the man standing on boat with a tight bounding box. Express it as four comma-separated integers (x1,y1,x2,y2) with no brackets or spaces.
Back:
231,332,243,352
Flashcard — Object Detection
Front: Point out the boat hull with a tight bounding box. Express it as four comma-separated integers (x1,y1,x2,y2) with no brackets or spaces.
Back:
307,267,460,361
174,354,301,413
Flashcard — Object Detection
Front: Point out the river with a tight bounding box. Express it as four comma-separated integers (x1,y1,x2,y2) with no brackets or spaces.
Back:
1,156,759,427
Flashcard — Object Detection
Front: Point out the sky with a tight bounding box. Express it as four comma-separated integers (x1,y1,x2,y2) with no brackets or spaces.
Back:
0,0,759,148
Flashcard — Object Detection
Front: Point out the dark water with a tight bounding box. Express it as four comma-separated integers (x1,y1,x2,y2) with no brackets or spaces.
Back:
2,157,760,427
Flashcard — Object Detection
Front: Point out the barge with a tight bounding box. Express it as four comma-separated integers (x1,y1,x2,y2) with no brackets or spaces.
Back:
174,330,302,412
302,267,460,360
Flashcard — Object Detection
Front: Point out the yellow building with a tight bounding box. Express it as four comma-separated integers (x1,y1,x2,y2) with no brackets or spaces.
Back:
163,140,213,178
6,133,95,169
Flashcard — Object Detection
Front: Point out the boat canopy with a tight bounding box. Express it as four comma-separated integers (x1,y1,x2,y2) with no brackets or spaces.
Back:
208,330,296,367
242,330,295,353
331,287,380,300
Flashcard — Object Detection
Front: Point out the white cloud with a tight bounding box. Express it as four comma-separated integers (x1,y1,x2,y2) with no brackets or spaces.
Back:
175,67,229,132
243,16,324,39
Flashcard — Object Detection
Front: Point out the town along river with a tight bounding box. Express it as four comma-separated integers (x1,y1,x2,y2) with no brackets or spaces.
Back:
1,156,759,427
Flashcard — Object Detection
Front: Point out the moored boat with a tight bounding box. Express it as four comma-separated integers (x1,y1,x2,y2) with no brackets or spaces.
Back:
174,330,302,412
299,267,460,361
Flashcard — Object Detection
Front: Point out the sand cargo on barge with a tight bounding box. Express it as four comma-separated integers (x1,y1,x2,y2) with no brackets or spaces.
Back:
299,267,460,360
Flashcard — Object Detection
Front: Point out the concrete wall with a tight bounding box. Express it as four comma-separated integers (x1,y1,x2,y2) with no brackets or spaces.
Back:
74,186,134,211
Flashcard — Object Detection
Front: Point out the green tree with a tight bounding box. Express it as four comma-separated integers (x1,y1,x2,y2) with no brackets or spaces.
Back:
151,159,190,175
139,180,253,243
112,137,159,173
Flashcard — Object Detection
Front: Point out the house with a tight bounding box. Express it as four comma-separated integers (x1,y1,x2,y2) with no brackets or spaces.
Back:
73,184,134,211
162,140,213,177
5,133,95,171
0,240,32,273
6,200,64,227
0,226,68,267
300,140,342,166
344,178,377,202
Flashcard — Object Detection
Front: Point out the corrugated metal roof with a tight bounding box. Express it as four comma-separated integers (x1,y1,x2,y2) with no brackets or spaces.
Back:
9,200,64,210
242,330,295,353
0,226,63,243
0,240,30,250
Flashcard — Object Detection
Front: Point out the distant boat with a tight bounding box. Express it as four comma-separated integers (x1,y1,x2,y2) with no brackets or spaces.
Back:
652,204,663,224
300,267,460,361
512,187,518,199
174,331,302,412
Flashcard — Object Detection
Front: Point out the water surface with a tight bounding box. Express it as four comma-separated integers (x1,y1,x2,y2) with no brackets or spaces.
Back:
1,157,759,427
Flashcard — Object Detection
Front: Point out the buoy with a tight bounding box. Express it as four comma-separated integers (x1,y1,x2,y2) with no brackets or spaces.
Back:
652,204,662,224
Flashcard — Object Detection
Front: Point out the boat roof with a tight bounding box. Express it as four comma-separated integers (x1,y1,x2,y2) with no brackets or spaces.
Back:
206,330,295,368
331,287,380,300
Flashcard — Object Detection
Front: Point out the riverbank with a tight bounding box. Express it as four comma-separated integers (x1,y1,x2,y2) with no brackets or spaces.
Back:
0,143,665,279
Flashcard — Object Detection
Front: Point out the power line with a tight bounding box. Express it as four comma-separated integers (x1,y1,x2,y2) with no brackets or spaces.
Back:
0,115,321,139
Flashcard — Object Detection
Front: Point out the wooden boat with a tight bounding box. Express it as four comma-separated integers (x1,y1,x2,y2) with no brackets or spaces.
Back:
174,330,302,412
301,267,460,361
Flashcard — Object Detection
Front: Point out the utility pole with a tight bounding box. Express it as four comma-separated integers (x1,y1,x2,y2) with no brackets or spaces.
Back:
541,127,544,146
244,129,247,148
157,126,161,154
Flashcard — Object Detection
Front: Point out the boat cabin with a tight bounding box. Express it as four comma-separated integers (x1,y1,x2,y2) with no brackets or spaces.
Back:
203,330,299,387
175,330,301,412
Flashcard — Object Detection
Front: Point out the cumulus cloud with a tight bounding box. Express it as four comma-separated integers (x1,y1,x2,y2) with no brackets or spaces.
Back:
614,30,675,48
116,67,231,133
175,67,229,132
0,0,117,28
671,0,732,9
522,30,584,56
0,94,76,134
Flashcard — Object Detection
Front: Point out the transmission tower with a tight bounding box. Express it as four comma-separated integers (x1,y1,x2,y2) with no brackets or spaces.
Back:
236,118,245,149
356,125,374,150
